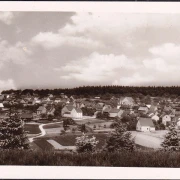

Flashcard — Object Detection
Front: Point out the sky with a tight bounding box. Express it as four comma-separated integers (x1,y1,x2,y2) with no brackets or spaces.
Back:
0,12,180,91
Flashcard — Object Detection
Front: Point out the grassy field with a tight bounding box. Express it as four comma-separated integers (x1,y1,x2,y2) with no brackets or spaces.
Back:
34,139,54,151
24,124,41,134
34,133,107,150
1,149,180,166
43,123,62,129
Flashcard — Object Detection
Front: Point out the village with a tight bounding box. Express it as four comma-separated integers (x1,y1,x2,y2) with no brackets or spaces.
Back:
0,91,179,151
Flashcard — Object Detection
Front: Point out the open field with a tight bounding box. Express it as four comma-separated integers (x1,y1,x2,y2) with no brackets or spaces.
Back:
1,150,180,166
33,133,107,150
24,124,41,134
43,122,62,129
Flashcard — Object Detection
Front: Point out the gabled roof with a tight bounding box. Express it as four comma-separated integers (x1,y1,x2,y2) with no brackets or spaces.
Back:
37,106,46,111
74,108,82,113
65,105,74,111
21,113,33,119
138,106,148,111
139,118,155,127
109,108,121,113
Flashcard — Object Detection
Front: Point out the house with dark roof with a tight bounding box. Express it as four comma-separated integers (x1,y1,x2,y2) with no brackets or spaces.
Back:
21,113,33,121
136,118,155,132
37,106,47,115
61,105,75,117
109,108,124,118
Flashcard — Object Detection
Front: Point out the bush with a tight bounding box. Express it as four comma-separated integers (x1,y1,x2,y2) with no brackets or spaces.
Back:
75,133,99,153
104,120,135,152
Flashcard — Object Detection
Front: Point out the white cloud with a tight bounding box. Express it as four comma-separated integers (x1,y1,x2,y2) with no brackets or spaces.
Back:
0,12,15,25
112,73,155,86
59,52,140,82
31,31,103,50
143,43,180,73
0,39,32,67
149,43,180,60
0,79,16,92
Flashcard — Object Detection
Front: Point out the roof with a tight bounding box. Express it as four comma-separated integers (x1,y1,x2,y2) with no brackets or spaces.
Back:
103,107,111,113
109,108,121,113
138,118,155,127
21,113,33,119
0,103,4,108
66,105,74,111
138,107,148,111
74,108,82,113
120,97,134,102
37,106,45,111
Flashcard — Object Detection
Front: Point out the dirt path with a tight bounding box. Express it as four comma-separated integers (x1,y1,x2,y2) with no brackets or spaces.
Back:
29,122,62,142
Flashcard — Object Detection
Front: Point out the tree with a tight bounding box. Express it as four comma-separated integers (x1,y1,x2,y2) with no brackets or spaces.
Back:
0,112,29,149
104,120,135,152
81,124,86,133
161,120,179,151
75,133,99,153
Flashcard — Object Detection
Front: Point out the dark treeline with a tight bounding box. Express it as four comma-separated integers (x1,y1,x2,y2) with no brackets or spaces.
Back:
2,86,180,97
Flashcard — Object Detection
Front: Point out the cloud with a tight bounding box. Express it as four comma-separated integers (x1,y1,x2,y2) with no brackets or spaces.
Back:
31,31,103,50
0,12,15,25
149,43,180,60
0,79,16,92
0,40,32,67
58,52,140,82
143,43,180,73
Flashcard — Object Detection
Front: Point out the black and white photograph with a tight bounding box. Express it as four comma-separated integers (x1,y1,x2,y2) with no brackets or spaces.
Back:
2,3,180,175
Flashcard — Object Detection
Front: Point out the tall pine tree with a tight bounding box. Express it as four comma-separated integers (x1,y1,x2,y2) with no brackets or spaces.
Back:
161,120,179,151
104,120,135,152
0,109,29,149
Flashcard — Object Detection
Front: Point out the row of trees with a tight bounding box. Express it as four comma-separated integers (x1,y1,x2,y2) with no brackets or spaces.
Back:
3,85,180,97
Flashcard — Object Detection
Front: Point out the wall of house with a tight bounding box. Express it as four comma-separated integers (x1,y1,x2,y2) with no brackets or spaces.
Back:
162,115,171,125
109,113,117,117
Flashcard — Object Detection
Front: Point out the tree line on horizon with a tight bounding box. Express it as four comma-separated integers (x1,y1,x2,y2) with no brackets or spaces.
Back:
2,85,180,97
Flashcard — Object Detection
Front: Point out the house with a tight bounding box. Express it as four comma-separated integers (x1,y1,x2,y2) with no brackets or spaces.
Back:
162,115,171,126
138,106,149,114
61,105,75,117
102,105,112,113
71,108,83,119
21,113,33,121
61,105,82,119
148,105,158,114
96,103,104,112
151,115,159,121
0,103,4,108
37,106,47,115
136,118,155,132
119,97,134,106
47,106,55,116
109,108,124,118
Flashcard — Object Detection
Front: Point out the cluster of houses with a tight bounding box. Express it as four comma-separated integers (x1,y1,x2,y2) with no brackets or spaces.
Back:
0,92,180,132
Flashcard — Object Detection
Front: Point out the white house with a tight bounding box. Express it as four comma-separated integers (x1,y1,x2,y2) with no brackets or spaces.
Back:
109,108,124,118
119,97,134,106
136,118,155,132
162,115,171,126
151,115,159,121
71,108,83,119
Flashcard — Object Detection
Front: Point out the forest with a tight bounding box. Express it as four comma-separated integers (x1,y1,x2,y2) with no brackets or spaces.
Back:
2,85,180,97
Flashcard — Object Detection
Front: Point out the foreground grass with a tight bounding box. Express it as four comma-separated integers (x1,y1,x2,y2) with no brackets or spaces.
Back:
1,149,180,166
24,124,41,134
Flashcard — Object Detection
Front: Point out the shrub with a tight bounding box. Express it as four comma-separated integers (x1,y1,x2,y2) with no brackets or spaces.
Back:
104,120,135,152
161,120,179,151
75,133,99,153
